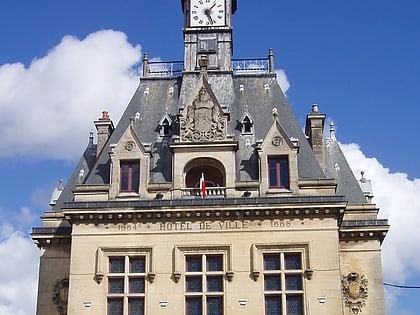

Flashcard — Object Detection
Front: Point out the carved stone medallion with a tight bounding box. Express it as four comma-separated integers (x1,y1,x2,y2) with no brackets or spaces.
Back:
342,272,368,314
272,136,283,146
125,140,135,151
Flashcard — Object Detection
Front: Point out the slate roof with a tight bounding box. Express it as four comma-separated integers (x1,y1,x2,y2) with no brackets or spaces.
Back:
323,138,367,204
52,72,367,210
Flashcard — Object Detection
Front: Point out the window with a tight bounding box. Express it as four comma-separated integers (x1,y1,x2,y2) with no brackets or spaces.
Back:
107,256,146,315
263,253,303,315
242,115,253,134
185,254,224,315
120,161,140,192
268,156,290,189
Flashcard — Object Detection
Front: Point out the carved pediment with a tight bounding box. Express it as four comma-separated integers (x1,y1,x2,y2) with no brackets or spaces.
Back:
111,124,151,156
259,118,299,153
180,75,228,142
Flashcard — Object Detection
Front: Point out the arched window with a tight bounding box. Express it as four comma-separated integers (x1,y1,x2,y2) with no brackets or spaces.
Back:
184,158,225,198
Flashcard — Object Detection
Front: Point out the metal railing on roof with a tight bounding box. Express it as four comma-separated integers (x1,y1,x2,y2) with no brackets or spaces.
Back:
147,60,184,78
142,57,272,78
231,58,269,74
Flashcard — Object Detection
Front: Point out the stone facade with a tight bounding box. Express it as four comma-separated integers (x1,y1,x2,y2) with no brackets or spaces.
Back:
32,1,388,314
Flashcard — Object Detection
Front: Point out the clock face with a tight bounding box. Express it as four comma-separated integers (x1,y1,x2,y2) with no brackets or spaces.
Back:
190,0,226,27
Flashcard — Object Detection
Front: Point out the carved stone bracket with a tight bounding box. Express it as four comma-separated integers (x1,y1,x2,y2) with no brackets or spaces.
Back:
342,272,368,314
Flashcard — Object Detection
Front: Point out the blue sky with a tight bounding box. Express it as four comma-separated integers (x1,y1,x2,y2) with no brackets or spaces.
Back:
0,1,419,314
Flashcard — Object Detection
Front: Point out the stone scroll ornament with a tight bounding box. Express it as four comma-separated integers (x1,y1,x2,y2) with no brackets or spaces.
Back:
180,87,226,142
52,278,69,315
342,272,368,314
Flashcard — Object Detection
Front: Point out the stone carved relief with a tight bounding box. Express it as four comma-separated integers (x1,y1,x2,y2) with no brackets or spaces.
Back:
180,87,226,142
125,140,135,151
342,272,368,314
271,136,283,146
52,278,69,315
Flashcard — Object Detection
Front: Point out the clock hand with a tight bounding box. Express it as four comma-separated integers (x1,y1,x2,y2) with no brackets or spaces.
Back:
206,12,214,25
204,8,214,25
209,1,217,11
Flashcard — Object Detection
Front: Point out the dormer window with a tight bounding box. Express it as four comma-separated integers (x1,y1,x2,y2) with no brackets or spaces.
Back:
240,110,254,135
243,116,253,133
268,156,290,189
159,114,172,137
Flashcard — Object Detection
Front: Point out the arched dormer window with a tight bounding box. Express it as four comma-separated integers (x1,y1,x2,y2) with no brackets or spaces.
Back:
159,113,172,137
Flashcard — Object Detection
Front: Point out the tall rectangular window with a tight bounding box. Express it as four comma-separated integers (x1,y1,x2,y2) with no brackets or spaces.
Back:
120,161,140,192
268,156,290,189
263,252,303,315
185,254,224,315
107,256,145,315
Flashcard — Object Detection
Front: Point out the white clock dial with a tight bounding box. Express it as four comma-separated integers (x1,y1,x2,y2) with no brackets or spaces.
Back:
190,0,226,27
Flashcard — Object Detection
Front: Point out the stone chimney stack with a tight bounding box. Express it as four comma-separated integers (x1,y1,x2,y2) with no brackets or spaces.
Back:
305,104,326,169
94,111,115,158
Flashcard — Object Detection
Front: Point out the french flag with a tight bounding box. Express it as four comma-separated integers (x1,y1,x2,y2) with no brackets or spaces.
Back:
200,173,206,198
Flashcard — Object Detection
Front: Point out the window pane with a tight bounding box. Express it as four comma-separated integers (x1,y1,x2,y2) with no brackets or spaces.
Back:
265,295,282,315
129,298,144,315
279,159,289,188
286,295,303,315
264,254,280,270
207,297,223,315
269,163,278,187
207,276,223,292
285,275,302,290
265,275,281,291
109,278,124,294
129,277,145,293
186,297,202,315
130,257,145,273
207,255,223,271
186,256,202,272
284,254,301,270
186,276,202,292
120,164,129,191
108,298,123,315
131,163,140,191
110,258,125,273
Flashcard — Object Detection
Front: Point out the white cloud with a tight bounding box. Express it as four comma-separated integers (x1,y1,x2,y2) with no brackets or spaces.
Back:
0,30,142,160
0,226,39,315
341,143,420,314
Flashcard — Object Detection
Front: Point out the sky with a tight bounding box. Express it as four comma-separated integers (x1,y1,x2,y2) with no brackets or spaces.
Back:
0,0,419,314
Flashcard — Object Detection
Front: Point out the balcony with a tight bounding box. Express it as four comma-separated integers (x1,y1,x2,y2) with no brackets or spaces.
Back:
181,187,226,199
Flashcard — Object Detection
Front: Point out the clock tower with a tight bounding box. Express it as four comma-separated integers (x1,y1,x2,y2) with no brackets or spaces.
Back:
182,0,237,73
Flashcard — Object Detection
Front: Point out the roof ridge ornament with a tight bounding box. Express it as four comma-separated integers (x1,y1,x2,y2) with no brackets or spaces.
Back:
272,107,278,121
330,121,336,140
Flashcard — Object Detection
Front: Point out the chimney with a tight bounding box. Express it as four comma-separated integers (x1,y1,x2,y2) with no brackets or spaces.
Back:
94,111,115,158
305,104,326,169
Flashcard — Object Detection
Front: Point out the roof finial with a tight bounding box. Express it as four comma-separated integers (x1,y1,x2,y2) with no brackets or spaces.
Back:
78,169,85,184
360,171,367,183
330,121,336,140
272,108,278,121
